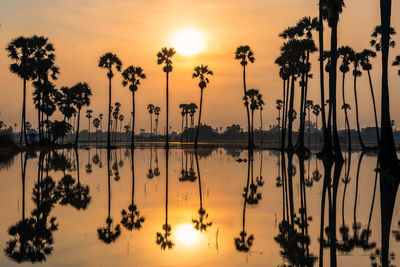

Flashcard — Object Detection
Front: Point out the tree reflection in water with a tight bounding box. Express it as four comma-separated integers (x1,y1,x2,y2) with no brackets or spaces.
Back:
97,149,121,244
156,149,174,250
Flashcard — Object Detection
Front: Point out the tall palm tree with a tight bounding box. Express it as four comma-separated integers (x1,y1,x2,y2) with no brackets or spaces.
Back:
118,114,124,142
30,35,59,144
147,104,155,140
235,46,255,148
338,46,354,151
98,52,122,148
350,52,366,150
276,99,284,146
156,47,176,148
359,49,380,147
93,117,100,143
121,65,146,148
192,65,213,148
154,106,161,136
86,109,93,144
179,104,187,141
6,36,35,145
321,0,345,159
246,89,263,146
71,82,92,146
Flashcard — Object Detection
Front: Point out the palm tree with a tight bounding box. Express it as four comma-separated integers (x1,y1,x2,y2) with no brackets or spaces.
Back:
30,35,59,144
360,49,380,147
156,47,176,149
393,55,400,75
147,104,155,140
235,46,255,148
350,52,366,150
370,25,396,52
98,53,122,149
246,89,262,146
121,65,146,148
93,117,100,143
179,104,187,141
71,82,92,147
321,0,345,159
118,115,124,142
276,99,284,146
99,113,104,132
86,109,93,144
192,65,213,149
338,46,354,151
188,103,198,128
154,106,161,136
6,36,35,145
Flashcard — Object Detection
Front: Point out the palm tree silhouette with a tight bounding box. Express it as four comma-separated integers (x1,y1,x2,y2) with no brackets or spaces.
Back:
179,104,188,142
156,47,176,149
118,114,124,142
245,89,263,147
30,35,59,144
360,49,380,147
86,109,93,144
147,148,154,179
98,53,122,149
338,45,354,151
156,149,174,250
154,106,161,137
93,117,100,143
350,52,367,150
393,55,400,76
112,102,121,145
98,149,121,244
276,99,284,147
121,149,145,231
192,64,213,148
235,46,255,148
192,151,212,232
147,104,155,140
6,36,35,145
71,82,91,147
121,65,146,148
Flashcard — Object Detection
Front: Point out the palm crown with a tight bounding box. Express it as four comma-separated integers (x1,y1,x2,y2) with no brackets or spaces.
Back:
98,52,122,78
122,66,146,92
71,82,92,109
156,47,176,73
234,45,255,66
370,25,396,52
6,36,35,80
192,65,214,90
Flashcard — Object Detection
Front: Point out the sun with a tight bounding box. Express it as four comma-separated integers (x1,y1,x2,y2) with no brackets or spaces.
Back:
172,29,206,56
175,224,200,246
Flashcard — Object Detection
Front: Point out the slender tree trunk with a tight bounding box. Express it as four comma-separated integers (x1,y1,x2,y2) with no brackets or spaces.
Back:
242,66,253,148
107,77,112,149
194,89,204,148
165,72,169,149
22,79,28,145
280,79,286,149
131,91,135,148
342,72,352,150
260,109,263,146
367,69,380,147
88,118,91,144
353,74,366,150
75,108,81,146
282,78,290,150
287,75,295,151
296,57,307,149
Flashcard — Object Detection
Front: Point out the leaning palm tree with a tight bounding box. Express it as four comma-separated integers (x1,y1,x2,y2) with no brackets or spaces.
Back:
72,83,92,147
235,45,255,148
147,104,155,140
6,36,35,145
192,65,214,149
86,109,93,144
338,46,354,151
156,47,176,148
98,53,122,148
360,49,380,147
121,65,146,148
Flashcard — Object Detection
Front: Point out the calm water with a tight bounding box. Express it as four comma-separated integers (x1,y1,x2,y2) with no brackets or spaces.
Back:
0,148,399,267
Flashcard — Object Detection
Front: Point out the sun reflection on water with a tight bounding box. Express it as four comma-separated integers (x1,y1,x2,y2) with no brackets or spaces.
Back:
175,224,201,247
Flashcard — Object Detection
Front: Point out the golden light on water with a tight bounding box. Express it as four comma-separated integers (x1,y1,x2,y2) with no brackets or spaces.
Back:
175,224,201,246
171,29,206,56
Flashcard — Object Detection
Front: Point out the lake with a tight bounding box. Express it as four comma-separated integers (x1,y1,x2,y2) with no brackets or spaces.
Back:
0,148,399,266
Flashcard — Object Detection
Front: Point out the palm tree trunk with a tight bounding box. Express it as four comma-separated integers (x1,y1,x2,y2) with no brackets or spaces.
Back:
353,74,366,150
180,115,184,143
88,118,91,144
287,75,295,151
75,108,81,146
280,79,286,149
242,66,253,148
22,79,28,145
260,109,263,146
131,91,135,148
107,77,112,149
367,69,380,147
342,72,352,151
165,72,169,149
282,78,290,150
194,89,204,148
251,109,254,146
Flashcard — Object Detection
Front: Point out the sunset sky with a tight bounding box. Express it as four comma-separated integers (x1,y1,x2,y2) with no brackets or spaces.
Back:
1,0,399,133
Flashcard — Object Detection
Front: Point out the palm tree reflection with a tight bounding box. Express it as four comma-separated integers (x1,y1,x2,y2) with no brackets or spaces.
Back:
156,149,174,250
97,149,121,244
121,149,145,231
192,151,212,232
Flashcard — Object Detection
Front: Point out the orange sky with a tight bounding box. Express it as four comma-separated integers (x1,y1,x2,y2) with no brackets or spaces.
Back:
1,0,400,132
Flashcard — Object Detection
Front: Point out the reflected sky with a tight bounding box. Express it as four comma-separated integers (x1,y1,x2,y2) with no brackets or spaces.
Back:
0,148,399,266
